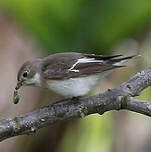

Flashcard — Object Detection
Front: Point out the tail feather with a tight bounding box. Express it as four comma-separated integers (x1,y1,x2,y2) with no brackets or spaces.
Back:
107,55,140,66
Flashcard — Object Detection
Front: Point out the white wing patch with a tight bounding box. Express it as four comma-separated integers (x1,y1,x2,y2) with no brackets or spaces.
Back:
69,57,103,72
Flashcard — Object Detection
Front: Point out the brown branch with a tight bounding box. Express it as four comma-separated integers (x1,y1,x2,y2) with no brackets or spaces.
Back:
0,67,151,142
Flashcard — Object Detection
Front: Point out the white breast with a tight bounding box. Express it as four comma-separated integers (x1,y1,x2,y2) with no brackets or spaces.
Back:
46,71,111,97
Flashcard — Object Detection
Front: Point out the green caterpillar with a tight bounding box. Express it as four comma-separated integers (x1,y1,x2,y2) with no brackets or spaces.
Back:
13,89,20,104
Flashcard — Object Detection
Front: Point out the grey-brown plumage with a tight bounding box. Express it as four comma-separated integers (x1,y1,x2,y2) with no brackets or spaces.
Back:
15,52,137,98
41,53,127,80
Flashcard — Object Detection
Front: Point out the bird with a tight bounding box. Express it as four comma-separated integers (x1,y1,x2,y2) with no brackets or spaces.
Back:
15,52,137,98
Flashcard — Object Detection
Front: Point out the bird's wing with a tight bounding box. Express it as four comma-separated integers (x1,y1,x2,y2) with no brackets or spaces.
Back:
41,52,134,80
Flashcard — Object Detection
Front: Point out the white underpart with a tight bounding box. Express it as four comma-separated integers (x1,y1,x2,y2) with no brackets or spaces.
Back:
46,71,111,97
25,73,41,86
69,58,103,72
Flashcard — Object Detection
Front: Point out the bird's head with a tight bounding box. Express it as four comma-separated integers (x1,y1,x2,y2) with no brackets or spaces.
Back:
16,59,41,90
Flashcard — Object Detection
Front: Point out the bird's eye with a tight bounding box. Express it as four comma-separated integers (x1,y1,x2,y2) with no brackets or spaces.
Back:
22,71,28,78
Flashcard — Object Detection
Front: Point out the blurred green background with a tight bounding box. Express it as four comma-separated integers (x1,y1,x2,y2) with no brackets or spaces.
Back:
0,0,151,152
1,0,151,53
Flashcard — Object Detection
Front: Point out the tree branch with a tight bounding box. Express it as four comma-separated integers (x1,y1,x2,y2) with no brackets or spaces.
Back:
0,67,151,142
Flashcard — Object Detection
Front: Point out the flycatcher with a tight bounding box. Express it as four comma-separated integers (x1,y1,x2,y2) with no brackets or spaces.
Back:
15,52,137,102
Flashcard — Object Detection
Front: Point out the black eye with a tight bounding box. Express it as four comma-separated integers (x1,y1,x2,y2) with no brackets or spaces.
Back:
22,71,28,78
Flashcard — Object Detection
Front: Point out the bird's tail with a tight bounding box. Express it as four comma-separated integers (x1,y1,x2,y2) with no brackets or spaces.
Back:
107,54,141,66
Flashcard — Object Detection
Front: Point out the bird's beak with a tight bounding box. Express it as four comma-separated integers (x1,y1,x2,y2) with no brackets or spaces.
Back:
15,81,23,90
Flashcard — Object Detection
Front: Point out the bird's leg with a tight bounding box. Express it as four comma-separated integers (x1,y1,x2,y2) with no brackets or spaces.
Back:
71,96,81,102
53,96,82,107
53,96,80,105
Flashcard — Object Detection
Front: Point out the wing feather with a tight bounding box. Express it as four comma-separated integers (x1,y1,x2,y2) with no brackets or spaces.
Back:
41,52,131,80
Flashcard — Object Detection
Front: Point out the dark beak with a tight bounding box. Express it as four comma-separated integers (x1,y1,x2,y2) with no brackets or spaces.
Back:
15,81,23,90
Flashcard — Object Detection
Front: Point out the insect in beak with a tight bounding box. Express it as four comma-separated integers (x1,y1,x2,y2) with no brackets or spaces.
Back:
13,81,24,104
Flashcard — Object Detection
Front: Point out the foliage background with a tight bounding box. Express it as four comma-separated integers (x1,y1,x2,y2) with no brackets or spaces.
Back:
0,0,151,151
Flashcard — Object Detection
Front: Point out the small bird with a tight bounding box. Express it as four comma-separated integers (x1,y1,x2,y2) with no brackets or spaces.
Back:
15,52,137,100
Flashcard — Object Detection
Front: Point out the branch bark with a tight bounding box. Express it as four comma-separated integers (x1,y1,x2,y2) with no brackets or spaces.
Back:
0,67,151,142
